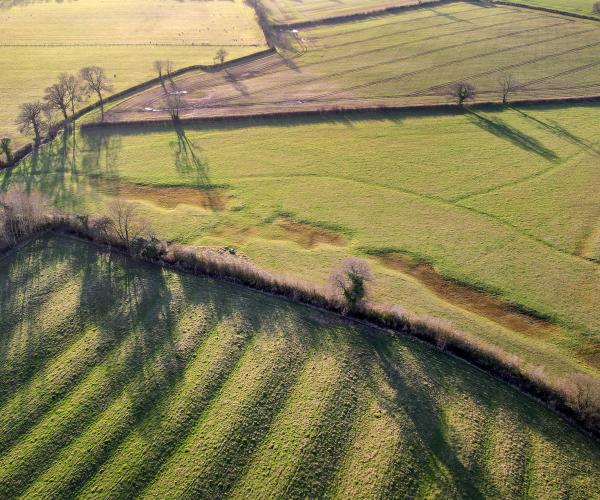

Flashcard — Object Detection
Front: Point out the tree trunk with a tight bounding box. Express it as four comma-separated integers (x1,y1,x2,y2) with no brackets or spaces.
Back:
33,122,41,146
97,91,104,120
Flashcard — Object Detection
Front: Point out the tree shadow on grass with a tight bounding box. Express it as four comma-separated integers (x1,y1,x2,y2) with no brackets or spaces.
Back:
512,108,600,156
467,110,560,162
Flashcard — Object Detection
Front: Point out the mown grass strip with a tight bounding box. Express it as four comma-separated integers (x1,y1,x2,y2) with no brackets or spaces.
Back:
230,342,345,498
21,305,216,498
77,315,252,498
0,282,187,497
141,328,306,499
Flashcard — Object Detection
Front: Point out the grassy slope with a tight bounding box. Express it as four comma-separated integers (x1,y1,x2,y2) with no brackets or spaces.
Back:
105,3,600,124
0,0,266,146
0,235,598,498
2,104,599,379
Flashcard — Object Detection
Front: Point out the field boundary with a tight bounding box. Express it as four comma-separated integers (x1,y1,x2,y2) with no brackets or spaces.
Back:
489,0,600,22
0,47,276,171
80,94,600,130
270,0,449,29
0,207,597,439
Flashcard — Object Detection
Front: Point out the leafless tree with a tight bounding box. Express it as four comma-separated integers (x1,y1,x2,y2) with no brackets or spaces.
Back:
594,2,600,14
165,60,174,79
105,199,151,249
61,73,86,118
0,138,11,163
0,189,49,244
166,93,184,121
214,48,228,65
449,81,476,106
80,66,114,120
498,73,519,105
16,101,46,145
44,80,70,122
154,60,165,81
330,258,373,309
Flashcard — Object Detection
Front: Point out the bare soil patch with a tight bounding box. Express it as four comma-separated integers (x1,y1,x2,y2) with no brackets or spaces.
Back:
92,178,229,211
377,253,560,338
275,218,346,248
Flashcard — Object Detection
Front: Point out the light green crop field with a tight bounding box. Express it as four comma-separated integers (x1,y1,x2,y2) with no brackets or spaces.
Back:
2,104,599,381
0,0,266,146
0,235,598,498
260,0,435,23
503,0,600,17
105,2,600,124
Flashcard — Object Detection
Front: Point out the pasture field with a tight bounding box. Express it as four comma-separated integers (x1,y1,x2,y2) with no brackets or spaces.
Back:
260,0,436,23
0,0,267,146
104,2,600,124
2,104,599,380
0,235,598,498
503,0,600,17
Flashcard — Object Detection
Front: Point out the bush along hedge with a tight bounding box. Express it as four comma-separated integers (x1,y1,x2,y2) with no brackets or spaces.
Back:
1,189,599,439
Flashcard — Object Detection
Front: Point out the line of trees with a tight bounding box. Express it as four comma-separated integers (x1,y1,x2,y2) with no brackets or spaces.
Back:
6,66,113,154
448,73,520,106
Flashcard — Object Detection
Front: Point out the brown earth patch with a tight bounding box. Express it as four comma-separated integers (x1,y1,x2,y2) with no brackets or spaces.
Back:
377,253,560,338
274,218,346,248
210,224,257,243
91,178,229,211
578,342,600,370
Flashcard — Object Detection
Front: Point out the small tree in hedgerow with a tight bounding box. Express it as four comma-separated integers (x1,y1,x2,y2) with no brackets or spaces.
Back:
330,258,373,311
80,66,114,121
214,48,228,66
449,81,476,106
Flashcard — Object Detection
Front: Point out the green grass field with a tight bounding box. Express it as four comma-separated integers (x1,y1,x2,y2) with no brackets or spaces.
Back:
2,103,599,381
503,0,600,17
0,235,598,498
0,0,266,146
104,2,600,123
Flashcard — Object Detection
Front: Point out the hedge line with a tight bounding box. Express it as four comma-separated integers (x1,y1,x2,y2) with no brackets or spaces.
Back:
1,192,598,439
80,94,600,130
489,0,600,22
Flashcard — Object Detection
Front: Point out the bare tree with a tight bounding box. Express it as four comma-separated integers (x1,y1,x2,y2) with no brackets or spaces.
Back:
166,93,184,121
449,81,476,106
0,138,11,163
61,73,85,118
594,2,600,14
498,73,519,105
44,80,70,122
80,66,114,120
214,48,228,65
16,101,46,146
105,199,151,249
0,189,49,244
330,258,373,309
165,60,174,79
153,60,165,81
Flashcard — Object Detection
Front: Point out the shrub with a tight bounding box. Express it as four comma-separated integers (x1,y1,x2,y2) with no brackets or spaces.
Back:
330,258,372,310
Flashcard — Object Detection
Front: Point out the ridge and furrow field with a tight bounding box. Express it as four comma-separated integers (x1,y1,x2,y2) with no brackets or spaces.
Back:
103,3,600,123
0,235,598,498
